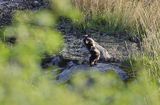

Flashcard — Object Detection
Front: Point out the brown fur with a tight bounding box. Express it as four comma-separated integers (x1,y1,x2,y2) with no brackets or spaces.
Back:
83,35,101,66
89,46,100,66
83,35,95,50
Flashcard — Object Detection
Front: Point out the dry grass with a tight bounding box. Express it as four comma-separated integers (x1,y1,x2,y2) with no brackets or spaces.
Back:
72,0,160,79
72,0,139,34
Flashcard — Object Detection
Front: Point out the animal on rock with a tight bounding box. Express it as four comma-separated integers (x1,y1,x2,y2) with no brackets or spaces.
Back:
83,34,111,62
83,35,96,50
83,35,100,66
89,46,100,66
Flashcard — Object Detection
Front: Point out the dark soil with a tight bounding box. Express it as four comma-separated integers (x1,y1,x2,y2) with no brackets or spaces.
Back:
0,0,48,26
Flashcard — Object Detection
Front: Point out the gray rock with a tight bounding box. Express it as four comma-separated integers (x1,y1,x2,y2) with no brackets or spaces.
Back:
57,63,129,82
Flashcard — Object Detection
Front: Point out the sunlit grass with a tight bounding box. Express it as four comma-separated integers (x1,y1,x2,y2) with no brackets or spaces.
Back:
73,0,160,36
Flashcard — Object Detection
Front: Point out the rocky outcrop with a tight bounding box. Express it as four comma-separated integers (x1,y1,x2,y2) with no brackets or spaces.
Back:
57,63,129,82
41,55,129,82
0,0,48,26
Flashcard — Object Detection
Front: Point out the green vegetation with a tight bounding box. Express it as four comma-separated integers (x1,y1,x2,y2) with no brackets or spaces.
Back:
0,0,160,105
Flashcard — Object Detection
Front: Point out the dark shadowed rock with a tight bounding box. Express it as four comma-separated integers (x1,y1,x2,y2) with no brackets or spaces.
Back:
41,55,82,69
